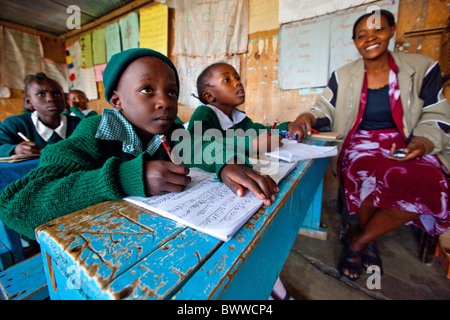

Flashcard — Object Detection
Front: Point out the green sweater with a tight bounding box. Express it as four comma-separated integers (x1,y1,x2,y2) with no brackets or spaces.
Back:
69,106,98,119
0,115,246,240
187,105,289,154
0,113,81,157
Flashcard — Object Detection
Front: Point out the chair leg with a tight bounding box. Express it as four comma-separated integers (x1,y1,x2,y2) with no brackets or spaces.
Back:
420,231,438,264
337,181,350,244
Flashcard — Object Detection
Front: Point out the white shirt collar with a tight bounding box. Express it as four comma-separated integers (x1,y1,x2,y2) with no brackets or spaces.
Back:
205,104,247,130
31,111,67,142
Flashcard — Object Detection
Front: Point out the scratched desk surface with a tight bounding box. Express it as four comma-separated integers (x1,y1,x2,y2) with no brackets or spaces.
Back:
36,141,330,300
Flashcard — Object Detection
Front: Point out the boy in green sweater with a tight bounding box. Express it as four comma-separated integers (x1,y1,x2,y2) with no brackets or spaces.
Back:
0,49,278,240
187,62,303,155
66,89,98,119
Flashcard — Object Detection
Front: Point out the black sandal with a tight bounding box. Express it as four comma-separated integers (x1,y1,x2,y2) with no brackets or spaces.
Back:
338,245,363,281
362,242,383,275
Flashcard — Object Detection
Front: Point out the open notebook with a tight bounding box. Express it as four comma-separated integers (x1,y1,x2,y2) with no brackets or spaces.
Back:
264,139,338,162
124,160,297,242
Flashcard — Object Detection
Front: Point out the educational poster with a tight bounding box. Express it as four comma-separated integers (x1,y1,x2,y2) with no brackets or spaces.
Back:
40,58,70,93
249,0,279,34
66,41,84,91
79,33,93,68
279,0,375,24
81,67,98,100
94,63,107,82
2,27,43,90
172,0,248,57
92,28,106,65
120,12,140,50
278,16,330,89
328,0,399,75
0,26,10,97
176,55,240,108
105,23,122,62
66,41,98,100
139,4,168,55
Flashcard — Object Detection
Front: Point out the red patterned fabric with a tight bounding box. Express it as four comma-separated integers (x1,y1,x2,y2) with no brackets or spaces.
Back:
341,129,450,236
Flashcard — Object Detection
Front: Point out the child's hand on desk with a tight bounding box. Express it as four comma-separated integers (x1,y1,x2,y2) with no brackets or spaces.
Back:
220,164,279,207
13,141,42,155
144,161,192,195
252,131,283,154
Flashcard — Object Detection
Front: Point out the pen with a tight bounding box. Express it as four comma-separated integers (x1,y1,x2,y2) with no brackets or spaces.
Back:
17,132,31,142
160,135,174,162
268,119,278,136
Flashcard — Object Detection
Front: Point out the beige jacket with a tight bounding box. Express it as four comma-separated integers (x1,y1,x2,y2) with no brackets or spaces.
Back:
307,52,450,173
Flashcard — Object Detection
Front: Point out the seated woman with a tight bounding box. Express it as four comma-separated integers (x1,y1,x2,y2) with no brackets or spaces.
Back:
295,9,450,280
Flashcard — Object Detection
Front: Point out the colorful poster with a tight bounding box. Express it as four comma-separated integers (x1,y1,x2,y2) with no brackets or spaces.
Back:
105,23,122,62
94,63,107,82
120,12,140,50
66,41,83,91
92,28,106,65
139,4,168,55
80,33,93,68
172,0,248,57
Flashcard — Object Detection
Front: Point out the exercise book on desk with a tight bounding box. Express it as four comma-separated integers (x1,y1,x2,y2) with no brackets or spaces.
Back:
0,154,40,163
124,160,297,242
264,138,338,162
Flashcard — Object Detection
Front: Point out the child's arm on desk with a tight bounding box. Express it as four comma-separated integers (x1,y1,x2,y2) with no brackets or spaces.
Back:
220,163,278,207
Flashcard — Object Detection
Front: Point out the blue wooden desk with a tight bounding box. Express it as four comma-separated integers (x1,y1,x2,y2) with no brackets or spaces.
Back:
0,158,40,269
36,146,330,300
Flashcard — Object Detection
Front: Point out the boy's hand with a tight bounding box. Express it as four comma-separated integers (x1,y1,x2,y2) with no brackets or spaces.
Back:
220,164,279,206
144,161,191,196
252,131,283,154
13,142,42,155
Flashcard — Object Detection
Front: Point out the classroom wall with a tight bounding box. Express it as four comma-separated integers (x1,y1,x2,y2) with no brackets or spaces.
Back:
0,0,448,124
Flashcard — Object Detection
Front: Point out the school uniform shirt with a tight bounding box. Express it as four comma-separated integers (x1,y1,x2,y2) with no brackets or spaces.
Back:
69,105,98,119
187,104,290,155
0,111,81,157
0,110,249,240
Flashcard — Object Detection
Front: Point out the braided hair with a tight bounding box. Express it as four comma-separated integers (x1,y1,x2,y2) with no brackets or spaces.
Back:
192,62,226,105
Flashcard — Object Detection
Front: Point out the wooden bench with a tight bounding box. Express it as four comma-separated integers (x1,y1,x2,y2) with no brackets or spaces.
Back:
0,253,48,300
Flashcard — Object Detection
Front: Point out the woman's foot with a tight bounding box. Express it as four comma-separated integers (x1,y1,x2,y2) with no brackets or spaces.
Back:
338,244,363,281
362,242,383,274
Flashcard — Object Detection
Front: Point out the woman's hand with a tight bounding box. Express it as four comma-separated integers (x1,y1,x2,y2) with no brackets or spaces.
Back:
388,141,427,161
144,160,191,196
294,113,316,140
220,164,279,207
286,122,304,142
252,131,283,154
13,141,42,155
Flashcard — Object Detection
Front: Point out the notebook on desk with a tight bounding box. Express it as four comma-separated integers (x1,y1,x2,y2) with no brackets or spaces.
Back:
124,160,297,242
264,139,338,162
0,154,40,162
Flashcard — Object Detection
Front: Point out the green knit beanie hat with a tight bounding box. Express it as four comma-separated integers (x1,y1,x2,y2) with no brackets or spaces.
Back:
103,48,179,103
